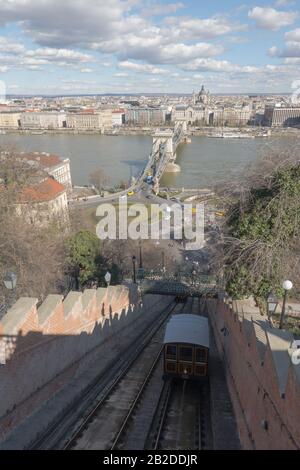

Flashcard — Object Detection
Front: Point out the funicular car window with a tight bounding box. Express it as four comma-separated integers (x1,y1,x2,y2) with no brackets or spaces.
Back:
166,344,177,359
166,362,176,373
195,364,207,376
179,346,193,361
195,347,207,363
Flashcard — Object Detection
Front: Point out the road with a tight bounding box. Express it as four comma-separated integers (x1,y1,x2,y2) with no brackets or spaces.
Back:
70,179,220,277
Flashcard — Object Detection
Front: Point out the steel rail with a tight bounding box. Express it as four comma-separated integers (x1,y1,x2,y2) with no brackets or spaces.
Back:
110,299,189,450
62,301,177,450
110,346,164,450
29,298,175,450
152,380,173,450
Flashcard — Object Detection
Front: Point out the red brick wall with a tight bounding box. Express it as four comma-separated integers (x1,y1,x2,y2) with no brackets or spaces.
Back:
207,299,300,449
0,286,136,435
0,287,172,443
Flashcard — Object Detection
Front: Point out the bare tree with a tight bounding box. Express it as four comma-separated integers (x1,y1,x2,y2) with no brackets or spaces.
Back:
89,168,110,193
0,148,67,304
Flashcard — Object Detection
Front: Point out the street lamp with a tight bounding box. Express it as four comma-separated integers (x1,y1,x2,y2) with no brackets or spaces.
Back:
3,272,17,312
3,272,17,291
104,271,111,287
137,241,145,280
161,250,165,272
139,241,143,270
279,280,293,329
132,255,136,283
191,269,197,286
266,292,278,318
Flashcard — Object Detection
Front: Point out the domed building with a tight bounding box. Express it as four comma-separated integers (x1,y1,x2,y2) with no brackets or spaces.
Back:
195,85,210,105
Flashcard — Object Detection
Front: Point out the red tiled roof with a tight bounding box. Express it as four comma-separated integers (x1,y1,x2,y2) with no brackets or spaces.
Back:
20,177,66,203
21,152,62,168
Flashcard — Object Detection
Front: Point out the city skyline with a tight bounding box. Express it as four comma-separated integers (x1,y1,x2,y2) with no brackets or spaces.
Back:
0,0,300,95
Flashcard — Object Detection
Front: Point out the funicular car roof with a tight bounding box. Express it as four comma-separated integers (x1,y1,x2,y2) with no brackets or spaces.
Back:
163,314,209,348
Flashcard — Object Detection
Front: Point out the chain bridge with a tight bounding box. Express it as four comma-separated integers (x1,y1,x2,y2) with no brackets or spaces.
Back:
138,120,188,193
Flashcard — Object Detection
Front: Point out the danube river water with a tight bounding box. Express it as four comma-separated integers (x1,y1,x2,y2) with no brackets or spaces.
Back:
0,133,292,189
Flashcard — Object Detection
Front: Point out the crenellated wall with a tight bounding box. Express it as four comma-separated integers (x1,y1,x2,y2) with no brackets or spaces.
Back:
0,285,172,443
207,297,300,450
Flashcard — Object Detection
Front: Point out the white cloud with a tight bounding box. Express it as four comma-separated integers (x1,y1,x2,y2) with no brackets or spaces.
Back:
283,57,300,63
193,73,204,79
0,66,8,73
269,27,300,59
141,2,184,17
0,37,25,54
182,58,258,73
269,41,300,57
161,16,247,41
285,28,300,42
0,44,94,73
118,61,168,74
248,6,297,30
7,84,20,90
0,0,297,93
275,0,295,6
0,1,232,68
96,37,223,64
0,0,149,50
25,47,93,63
155,42,224,64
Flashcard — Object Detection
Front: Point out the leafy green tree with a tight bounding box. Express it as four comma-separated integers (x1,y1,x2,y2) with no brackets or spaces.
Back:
67,230,102,289
110,262,122,285
223,163,300,300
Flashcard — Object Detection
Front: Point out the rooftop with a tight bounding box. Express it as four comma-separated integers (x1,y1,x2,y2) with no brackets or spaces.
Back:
163,314,209,348
20,152,63,169
20,176,66,203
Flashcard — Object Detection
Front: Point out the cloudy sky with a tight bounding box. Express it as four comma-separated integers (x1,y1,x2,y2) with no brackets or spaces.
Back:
0,0,300,95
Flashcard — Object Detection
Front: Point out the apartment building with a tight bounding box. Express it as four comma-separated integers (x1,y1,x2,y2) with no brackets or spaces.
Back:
66,112,102,130
112,109,125,126
125,107,166,125
0,112,21,129
171,105,210,125
20,112,66,129
264,105,300,127
20,152,73,194
210,105,251,126
15,176,69,226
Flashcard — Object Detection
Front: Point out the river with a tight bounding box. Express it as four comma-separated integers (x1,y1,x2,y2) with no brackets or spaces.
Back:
0,133,294,189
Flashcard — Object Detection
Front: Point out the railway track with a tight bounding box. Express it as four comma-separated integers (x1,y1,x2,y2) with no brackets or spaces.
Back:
29,297,176,450
31,295,209,451
68,300,189,450
144,297,213,450
109,299,200,451
64,300,191,450
110,346,163,450
146,378,213,450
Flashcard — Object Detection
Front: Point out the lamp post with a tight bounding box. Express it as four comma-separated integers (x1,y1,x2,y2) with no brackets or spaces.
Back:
139,241,143,270
266,292,278,319
3,272,17,313
132,255,136,283
138,241,145,280
104,271,111,287
3,272,17,291
279,280,293,329
191,269,197,286
161,250,165,272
